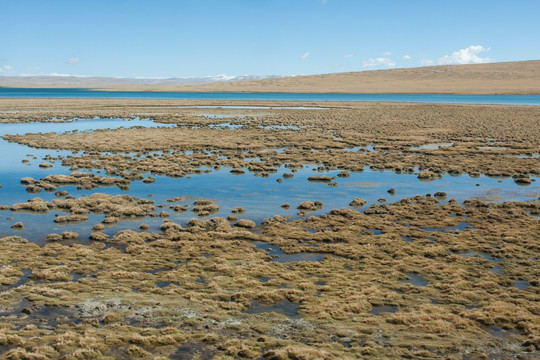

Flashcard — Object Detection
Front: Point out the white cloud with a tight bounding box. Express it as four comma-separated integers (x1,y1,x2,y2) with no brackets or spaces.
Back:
0,65,14,74
382,51,392,56
49,72,75,77
420,59,434,66
49,73,89,77
362,57,396,68
66,57,81,65
20,72,75,77
403,55,411,60
301,52,309,60
438,45,493,65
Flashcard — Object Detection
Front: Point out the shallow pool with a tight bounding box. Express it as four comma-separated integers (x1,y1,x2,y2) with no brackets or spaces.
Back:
0,118,538,244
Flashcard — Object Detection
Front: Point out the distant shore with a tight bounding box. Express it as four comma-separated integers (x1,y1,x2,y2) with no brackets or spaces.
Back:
1,60,540,94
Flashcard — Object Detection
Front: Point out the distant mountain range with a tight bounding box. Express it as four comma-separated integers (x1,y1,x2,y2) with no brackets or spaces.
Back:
0,74,286,88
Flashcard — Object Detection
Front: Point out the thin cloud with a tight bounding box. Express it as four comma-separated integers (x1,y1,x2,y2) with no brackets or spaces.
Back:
66,57,81,65
420,59,434,66
17,72,87,77
438,45,493,65
344,54,354,58
382,51,392,56
0,65,14,74
47,73,88,77
301,52,309,60
403,55,411,60
362,57,395,68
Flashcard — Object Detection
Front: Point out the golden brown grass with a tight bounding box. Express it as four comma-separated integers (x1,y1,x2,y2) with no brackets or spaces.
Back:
1,60,539,94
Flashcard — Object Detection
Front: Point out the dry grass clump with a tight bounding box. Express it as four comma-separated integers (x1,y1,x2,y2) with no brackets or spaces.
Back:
10,222,24,229
307,175,334,183
61,231,79,239
54,215,89,223
46,233,62,242
11,198,51,212
53,193,156,217
89,232,109,241
192,199,220,216
418,171,440,181
19,173,131,193
102,216,119,224
110,230,157,245
10,193,156,219
171,204,190,212
296,201,323,210
235,219,256,229
349,198,366,208
295,201,323,216
0,235,28,244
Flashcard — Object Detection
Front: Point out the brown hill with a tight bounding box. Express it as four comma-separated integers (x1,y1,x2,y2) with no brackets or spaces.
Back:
1,60,539,94
175,60,540,94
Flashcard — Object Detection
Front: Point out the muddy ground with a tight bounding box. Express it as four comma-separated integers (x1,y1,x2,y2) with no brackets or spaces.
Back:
0,99,538,359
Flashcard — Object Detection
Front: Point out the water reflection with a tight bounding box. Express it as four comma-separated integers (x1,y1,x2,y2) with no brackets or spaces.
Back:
245,299,301,318
0,117,174,136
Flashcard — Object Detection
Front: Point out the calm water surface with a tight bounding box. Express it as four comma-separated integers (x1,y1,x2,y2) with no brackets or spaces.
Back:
1,88,540,105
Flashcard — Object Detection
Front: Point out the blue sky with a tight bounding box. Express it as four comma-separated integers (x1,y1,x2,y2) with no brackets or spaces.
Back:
1,0,539,78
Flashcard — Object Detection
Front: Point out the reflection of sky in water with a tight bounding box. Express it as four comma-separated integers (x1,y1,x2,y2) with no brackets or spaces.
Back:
2,162,538,244
0,119,538,244
246,299,301,318
400,273,428,287
0,117,174,136
411,143,454,150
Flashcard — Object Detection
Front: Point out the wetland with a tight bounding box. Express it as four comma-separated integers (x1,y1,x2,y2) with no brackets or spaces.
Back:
0,98,538,359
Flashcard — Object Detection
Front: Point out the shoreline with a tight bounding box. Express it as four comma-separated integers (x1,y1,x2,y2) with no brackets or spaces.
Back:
2,87,540,96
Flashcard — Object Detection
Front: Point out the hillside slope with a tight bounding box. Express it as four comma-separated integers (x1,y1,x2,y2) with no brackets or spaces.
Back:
176,60,540,94
1,60,539,94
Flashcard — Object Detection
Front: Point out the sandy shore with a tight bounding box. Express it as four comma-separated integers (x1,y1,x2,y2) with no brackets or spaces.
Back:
0,98,538,359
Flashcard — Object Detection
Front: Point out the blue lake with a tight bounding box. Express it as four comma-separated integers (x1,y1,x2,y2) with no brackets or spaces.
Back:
1,88,540,105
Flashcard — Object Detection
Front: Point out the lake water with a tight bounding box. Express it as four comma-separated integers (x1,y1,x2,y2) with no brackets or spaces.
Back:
0,117,175,135
1,88,540,105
